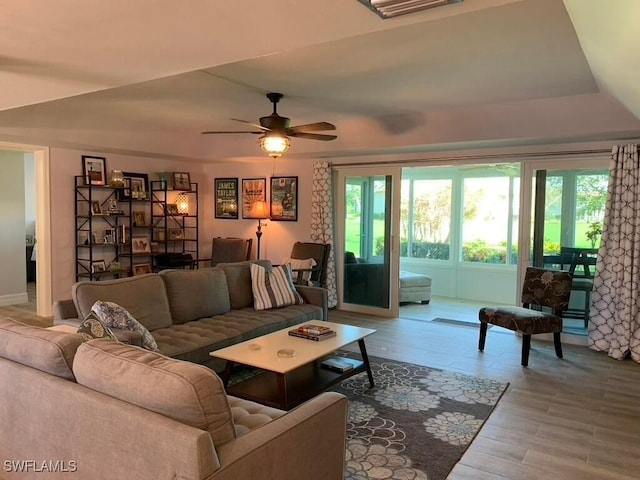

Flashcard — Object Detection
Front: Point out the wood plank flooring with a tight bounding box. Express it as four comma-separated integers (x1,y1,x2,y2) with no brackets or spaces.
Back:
2,292,639,479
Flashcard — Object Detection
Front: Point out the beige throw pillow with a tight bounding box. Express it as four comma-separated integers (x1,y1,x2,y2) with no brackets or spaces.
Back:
282,257,317,285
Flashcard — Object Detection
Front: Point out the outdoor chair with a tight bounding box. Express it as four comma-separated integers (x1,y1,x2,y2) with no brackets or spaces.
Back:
478,267,573,367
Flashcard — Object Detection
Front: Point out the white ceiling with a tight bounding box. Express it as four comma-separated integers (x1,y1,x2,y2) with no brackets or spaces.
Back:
0,0,639,162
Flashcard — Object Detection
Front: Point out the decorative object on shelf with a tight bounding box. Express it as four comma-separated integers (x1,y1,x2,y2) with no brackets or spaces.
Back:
132,211,147,227
131,235,151,254
118,172,149,200
157,172,173,190
168,228,184,240
109,169,125,188
91,260,107,273
82,155,107,186
109,261,122,271
133,263,152,276
242,177,266,219
214,177,239,219
103,229,113,244
164,204,179,216
175,192,189,215
270,176,298,221
172,172,191,191
250,200,269,259
107,198,123,215
91,201,103,216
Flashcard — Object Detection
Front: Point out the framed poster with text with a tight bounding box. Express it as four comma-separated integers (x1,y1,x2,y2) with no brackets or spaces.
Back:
214,178,239,219
242,178,266,218
270,176,298,221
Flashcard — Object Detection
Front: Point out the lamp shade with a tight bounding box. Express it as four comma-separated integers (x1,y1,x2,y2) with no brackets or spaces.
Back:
259,134,290,158
175,193,189,215
250,200,269,219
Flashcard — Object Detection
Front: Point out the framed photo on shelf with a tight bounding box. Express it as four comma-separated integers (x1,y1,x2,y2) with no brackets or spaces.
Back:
132,210,147,227
214,177,239,219
118,172,149,200
82,155,107,186
165,203,180,216
242,177,266,219
91,260,107,273
172,172,191,191
131,235,152,254
91,201,103,216
133,263,152,276
270,176,298,221
168,228,184,240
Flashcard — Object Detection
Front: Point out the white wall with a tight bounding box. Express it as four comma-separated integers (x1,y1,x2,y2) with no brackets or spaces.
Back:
0,151,28,305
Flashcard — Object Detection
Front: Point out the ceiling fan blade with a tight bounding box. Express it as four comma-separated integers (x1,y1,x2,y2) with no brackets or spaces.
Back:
231,118,270,131
287,122,336,134
201,130,262,135
288,132,338,141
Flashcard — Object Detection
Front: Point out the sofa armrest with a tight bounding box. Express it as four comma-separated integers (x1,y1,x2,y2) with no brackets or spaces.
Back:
295,285,328,320
214,392,347,480
53,299,79,324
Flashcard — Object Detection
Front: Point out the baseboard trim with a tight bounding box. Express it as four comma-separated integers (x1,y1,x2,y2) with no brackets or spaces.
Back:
0,293,29,307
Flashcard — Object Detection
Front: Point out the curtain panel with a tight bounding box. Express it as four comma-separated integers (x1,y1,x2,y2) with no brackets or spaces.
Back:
311,161,337,308
589,144,640,362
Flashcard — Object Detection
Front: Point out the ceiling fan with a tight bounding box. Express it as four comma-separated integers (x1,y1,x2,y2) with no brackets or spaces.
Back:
201,92,337,157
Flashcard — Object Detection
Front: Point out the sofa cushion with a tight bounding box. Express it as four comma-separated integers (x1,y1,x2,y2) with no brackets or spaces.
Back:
0,317,83,381
76,312,118,342
217,260,273,310
91,301,158,351
73,340,237,448
72,274,172,331
250,263,304,311
160,269,230,324
228,395,284,437
152,304,323,365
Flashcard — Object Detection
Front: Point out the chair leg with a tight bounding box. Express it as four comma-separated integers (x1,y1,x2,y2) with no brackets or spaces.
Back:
554,332,563,359
521,335,531,367
478,322,488,351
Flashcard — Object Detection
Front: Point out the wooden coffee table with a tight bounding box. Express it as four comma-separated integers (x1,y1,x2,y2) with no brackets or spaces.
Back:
210,321,376,410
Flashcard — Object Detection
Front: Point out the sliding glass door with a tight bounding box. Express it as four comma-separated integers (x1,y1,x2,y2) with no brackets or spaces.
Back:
336,167,401,317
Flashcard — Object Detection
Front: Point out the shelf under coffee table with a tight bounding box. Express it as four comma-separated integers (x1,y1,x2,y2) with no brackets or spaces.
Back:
210,321,376,410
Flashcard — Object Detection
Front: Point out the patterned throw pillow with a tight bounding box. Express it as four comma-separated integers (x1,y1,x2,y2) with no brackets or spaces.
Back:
76,312,118,342
250,263,304,311
91,300,159,352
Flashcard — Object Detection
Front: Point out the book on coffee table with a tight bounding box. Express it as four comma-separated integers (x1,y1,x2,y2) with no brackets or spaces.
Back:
321,356,357,373
288,326,336,341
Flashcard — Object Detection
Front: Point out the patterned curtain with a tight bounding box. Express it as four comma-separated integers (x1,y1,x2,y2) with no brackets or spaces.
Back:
589,144,640,362
311,161,337,308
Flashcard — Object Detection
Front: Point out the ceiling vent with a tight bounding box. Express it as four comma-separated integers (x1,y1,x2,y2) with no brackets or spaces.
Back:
357,0,462,19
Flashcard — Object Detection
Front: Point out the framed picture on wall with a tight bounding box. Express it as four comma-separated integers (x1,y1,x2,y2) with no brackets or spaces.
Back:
242,178,266,219
270,176,298,221
82,155,107,186
214,177,239,219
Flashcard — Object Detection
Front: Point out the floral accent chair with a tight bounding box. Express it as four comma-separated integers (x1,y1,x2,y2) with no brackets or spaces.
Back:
478,267,573,367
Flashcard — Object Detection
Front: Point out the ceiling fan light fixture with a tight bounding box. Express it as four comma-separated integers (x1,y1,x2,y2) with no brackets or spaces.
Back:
260,134,290,158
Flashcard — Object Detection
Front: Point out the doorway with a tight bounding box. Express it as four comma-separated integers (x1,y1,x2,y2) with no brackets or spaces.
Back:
335,167,401,317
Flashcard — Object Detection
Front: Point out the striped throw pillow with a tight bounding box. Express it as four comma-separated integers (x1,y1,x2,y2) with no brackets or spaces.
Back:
250,263,304,311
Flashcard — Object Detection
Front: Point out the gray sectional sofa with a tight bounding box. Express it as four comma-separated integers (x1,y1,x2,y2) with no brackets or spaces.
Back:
54,260,328,368
0,317,348,480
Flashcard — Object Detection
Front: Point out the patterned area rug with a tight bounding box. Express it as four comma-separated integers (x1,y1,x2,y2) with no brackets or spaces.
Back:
332,354,508,480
